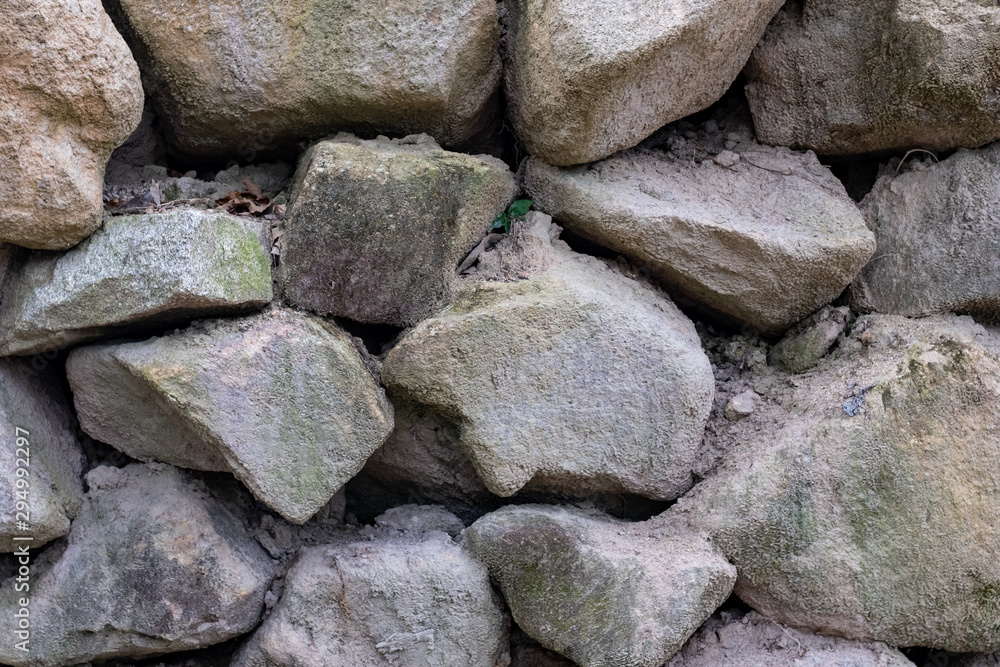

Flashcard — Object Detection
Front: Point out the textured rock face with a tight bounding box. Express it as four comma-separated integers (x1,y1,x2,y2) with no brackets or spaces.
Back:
678,314,1000,652
280,134,516,326
852,146,1000,318
381,220,714,500
524,142,873,334
0,463,274,667
466,505,735,667
0,360,84,551
665,611,916,667
1,0,143,249
66,308,394,524
0,210,272,357
113,0,501,156
502,0,783,165
745,0,1000,155
232,510,508,667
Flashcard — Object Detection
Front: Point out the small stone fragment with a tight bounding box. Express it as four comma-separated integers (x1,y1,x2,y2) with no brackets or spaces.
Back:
724,391,758,421
713,151,740,168
769,306,850,374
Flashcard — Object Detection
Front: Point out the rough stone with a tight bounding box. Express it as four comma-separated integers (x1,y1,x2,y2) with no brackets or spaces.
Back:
745,0,1000,155
347,398,499,523
0,210,272,357
677,313,1000,652
851,146,1000,319
0,360,85,551
280,134,516,326
232,511,509,667
523,118,874,334
502,0,783,165
66,308,394,524
0,463,274,667
1,0,143,249
113,0,502,156
664,610,916,667
465,505,735,667
381,216,714,500
769,306,851,374
724,391,758,422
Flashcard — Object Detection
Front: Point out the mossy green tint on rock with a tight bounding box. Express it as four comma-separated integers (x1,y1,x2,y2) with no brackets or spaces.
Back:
678,314,1000,652
280,134,516,326
66,308,394,524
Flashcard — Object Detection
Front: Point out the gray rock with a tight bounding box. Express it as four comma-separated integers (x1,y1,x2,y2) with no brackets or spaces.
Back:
769,306,851,374
232,516,509,667
745,1,1000,155
349,398,498,522
1,0,143,249
724,391,758,422
677,314,1000,652
502,0,783,165
851,146,1000,318
664,611,916,667
381,217,714,501
280,134,516,326
0,359,85,551
66,308,394,524
375,504,466,538
0,210,272,356
465,505,736,667
0,463,274,667
523,132,874,334
113,0,501,156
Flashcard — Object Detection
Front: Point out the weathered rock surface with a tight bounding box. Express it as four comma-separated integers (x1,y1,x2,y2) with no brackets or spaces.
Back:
745,0,1000,155
0,210,272,356
381,215,714,500
502,0,783,165
664,611,916,667
769,306,851,373
67,308,394,524
0,463,274,667
678,314,1000,652
349,399,499,523
852,146,1000,318
466,505,735,667
280,134,516,326
113,0,501,156
0,360,85,551
524,121,874,334
1,0,143,249
232,508,508,667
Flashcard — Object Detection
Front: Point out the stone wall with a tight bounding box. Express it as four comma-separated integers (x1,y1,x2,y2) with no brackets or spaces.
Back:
2,0,1000,665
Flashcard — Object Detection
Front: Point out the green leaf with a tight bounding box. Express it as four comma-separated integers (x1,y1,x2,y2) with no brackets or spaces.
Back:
490,212,509,233
508,199,533,218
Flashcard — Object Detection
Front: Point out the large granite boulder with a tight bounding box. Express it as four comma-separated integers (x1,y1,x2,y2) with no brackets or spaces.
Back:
466,505,735,667
502,0,783,165
851,146,1000,318
233,507,509,667
112,0,501,156
678,314,1000,652
280,134,516,326
381,214,714,501
745,0,1000,155
0,210,272,357
0,360,85,551
523,113,874,334
67,308,394,524
1,0,143,249
0,463,274,667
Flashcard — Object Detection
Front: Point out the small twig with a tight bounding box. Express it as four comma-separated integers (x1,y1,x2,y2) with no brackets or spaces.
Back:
753,614,807,658
457,233,504,274
895,149,939,174
742,158,794,176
